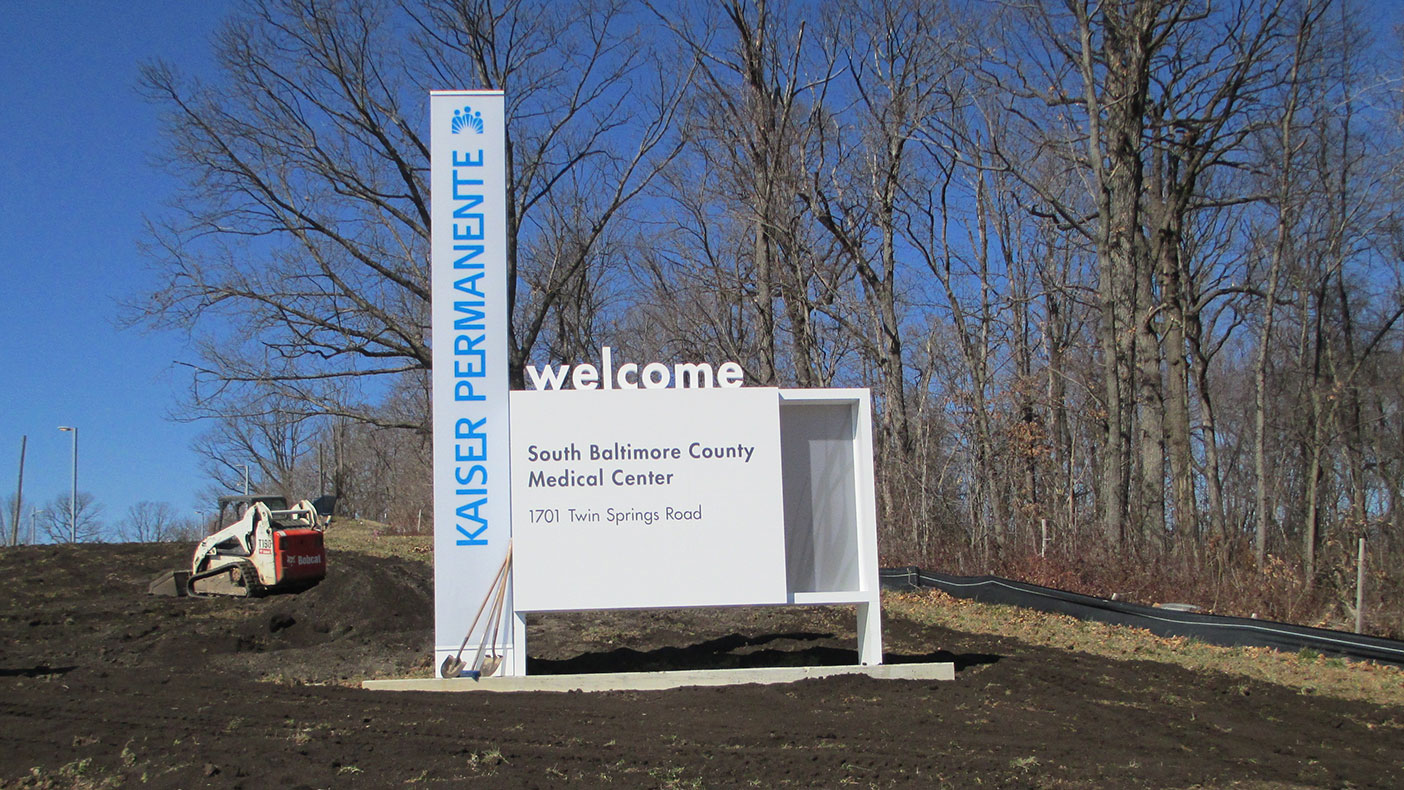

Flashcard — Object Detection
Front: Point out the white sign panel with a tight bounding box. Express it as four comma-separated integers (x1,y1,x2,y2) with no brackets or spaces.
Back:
510,387,789,611
430,91,513,671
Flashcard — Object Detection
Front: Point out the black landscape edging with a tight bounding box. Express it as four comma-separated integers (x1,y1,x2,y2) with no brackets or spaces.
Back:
879,566,1404,668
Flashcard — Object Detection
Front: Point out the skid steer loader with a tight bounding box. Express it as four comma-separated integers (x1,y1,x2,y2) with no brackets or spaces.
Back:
149,495,327,598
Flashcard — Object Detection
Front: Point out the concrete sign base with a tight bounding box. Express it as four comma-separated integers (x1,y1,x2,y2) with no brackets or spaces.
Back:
363,661,955,693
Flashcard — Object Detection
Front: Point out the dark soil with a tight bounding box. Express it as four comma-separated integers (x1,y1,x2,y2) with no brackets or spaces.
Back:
1,542,1400,789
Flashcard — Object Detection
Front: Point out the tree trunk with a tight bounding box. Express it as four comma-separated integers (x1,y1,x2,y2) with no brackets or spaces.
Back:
1158,228,1198,552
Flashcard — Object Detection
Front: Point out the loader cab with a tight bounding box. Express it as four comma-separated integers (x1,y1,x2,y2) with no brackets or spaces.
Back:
216,495,288,528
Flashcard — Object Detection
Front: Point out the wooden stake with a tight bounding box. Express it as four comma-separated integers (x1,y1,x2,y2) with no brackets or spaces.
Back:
1355,537,1366,635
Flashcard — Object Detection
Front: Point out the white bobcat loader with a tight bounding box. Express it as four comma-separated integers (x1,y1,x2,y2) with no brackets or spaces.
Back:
149,495,327,598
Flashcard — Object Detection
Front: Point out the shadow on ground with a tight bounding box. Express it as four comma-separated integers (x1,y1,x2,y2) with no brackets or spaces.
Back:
527,630,1000,675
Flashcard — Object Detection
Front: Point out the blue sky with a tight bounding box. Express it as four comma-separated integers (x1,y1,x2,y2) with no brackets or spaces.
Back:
0,2,234,539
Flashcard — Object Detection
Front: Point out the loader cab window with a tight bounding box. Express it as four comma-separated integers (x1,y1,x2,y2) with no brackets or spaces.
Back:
214,495,289,531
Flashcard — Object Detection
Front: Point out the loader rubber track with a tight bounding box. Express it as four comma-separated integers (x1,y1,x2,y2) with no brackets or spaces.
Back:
187,559,262,598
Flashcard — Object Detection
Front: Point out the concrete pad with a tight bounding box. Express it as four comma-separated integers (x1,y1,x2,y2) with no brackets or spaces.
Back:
362,662,955,693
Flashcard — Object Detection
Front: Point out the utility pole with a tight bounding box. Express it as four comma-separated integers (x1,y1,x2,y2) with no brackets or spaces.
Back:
11,436,25,546
57,426,77,543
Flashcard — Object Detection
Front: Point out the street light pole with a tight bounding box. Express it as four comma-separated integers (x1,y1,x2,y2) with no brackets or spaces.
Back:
58,426,77,543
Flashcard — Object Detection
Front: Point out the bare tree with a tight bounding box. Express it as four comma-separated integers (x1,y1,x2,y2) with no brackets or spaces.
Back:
807,0,960,453
136,0,689,431
411,0,691,384
192,389,315,502
647,0,843,387
136,0,436,430
1252,0,1329,568
118,502,190,543
0,494,15,547
39,493,104,544
953,0,1301,552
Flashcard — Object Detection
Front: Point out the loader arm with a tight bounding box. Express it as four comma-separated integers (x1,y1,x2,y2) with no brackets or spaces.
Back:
190,506,262,573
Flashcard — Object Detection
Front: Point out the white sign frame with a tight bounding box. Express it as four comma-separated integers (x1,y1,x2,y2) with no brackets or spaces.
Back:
499,387,884,671
775,388,882,665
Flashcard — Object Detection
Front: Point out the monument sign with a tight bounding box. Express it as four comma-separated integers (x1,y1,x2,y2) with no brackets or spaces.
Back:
430,91,881,678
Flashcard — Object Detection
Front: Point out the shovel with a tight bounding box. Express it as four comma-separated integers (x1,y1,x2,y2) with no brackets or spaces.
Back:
441,544,512,679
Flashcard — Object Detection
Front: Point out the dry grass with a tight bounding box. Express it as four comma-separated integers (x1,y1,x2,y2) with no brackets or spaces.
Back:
888,589,1404,709
322,518,432,563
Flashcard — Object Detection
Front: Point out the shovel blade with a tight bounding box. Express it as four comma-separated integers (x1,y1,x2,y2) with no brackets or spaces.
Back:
440,655,468,678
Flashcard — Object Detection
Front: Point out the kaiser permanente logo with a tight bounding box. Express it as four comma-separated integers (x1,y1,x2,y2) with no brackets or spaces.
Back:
445,102,493,548
451,106,485,134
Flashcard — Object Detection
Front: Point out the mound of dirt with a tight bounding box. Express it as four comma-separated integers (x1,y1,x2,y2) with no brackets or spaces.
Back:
0,542,434,684
2,542,1402,789
214,549,435,683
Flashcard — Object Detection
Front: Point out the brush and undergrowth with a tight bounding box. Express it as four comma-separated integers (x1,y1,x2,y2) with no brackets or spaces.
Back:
911,536,1404,640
